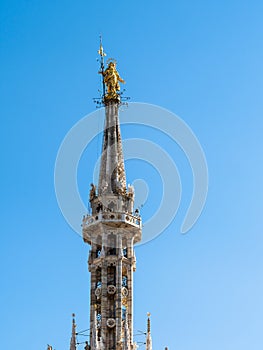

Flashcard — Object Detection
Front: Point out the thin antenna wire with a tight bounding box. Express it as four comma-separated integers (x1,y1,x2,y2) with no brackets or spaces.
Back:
96,35,106,161
98,35,106,100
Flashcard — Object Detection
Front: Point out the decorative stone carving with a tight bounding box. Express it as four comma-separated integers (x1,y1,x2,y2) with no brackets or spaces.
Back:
127,184,134,198
95,287,101,298
89,183,96,201
107,285,117,294
122,287,129,297
107,200,116,212
106,318,116,328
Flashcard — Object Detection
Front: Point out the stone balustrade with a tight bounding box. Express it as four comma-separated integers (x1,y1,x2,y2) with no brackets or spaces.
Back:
82,212,142,229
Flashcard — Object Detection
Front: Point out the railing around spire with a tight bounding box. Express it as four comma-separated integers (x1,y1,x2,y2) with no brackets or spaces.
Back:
82,212,142,229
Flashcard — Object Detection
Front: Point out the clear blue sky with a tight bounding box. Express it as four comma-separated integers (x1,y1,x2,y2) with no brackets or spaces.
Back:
1,0,263,349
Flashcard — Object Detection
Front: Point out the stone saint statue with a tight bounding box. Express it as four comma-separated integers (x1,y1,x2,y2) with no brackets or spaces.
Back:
102,61,125,98
89,183,96,201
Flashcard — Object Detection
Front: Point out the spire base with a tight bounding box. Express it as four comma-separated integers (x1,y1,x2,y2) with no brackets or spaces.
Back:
103,93,121,105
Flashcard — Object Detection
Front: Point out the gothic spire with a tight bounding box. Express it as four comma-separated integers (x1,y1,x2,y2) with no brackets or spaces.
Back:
98,101,126,195
70,313,77,350
145,313,152,350
97,44,126,196
82,43,142,350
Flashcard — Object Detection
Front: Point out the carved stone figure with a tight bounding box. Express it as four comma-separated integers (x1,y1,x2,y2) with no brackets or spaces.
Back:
127,184,134,198
90,183,96,201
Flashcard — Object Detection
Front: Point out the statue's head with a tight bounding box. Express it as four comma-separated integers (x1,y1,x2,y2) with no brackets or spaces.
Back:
108,62,115,68
106,58,117,68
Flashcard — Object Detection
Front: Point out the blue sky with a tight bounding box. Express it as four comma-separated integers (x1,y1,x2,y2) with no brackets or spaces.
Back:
1,0,263,349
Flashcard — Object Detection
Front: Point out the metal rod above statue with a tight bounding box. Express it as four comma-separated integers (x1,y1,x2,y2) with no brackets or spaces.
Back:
97,37,125,104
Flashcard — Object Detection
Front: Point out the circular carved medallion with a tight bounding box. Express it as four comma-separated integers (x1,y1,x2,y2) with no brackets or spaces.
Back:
122,287,129,297
107,285,117,294
107,318,116,328
95,287,101,297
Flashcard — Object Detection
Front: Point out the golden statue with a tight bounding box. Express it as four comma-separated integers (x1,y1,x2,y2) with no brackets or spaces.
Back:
102,61,125,100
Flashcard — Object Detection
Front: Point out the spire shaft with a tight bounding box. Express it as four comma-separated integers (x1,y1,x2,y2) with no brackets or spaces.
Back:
70,314,77,350
146,314,152,350
98,101,126,195
97,40,127,196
